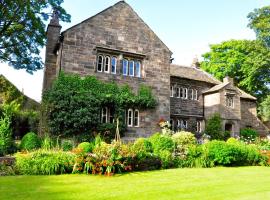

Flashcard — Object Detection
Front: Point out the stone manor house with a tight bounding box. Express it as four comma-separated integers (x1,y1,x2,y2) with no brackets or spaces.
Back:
43,1,269,139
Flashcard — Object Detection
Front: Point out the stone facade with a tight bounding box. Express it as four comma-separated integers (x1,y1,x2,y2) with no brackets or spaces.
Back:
43,1,269,139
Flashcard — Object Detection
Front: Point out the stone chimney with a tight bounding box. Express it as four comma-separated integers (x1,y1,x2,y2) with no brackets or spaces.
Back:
192,57,200,69
223,76,234,85
42,9,62,93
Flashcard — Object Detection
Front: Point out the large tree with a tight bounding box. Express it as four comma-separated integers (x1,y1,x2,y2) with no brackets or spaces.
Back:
201,39,270,102
0,0,70,73
248,6,270,48
259,95,270,122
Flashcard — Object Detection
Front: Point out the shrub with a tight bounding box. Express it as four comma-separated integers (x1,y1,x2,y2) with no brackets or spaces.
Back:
149,133,175,153
226,137,239,144
20,132,41,151
15,149,75,175
172,131,196,154
159,150,174,169
62,140,74,151
205,113,225,140
132,138,153,158
41,135,55,150
131,154,162,171
240,128,258,142
0,113,13,156
202,140,266,166
78,142,93,153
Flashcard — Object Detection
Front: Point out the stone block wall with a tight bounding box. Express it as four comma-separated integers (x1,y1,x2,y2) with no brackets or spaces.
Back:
56,2,171,137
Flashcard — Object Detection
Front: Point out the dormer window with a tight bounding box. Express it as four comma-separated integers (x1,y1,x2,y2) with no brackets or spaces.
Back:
226,96,234,108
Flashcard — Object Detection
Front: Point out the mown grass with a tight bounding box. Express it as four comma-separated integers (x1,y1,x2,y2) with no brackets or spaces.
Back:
1,167,270,200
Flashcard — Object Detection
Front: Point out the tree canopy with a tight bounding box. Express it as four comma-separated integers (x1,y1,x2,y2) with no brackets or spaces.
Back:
259,95,270,122
201,40,270,102
248,6,270,48
0,0,70,73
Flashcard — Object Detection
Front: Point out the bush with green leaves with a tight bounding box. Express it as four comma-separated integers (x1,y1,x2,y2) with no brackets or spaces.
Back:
149,133,175,153
0,113,13,156
240,128,258,143
132,138,153,158
15,149,75,175
202,140,266,166
205,113,229,140
172,131,196,154
78,142,93,153
20,132,41,151
62,140,74,151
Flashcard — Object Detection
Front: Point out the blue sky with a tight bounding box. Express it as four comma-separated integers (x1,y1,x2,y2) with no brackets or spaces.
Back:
0,0,268,101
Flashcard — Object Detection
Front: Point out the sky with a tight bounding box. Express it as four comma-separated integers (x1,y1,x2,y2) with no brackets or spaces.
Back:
0,0,268,102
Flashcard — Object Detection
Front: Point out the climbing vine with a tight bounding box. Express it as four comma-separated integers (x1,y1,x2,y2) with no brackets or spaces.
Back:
42,73,157,139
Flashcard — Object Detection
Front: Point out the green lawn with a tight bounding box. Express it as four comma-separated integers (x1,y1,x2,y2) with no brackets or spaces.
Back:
1,167,270,200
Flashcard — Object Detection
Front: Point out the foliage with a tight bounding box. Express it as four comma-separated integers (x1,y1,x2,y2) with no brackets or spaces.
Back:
240,128,258,143
204,113,227,140
61,140,74,151
0,75,22,104
248,6,270,48
132,138,153,159
0,102,19,155
255,138,270,151
202,140,266,166
172,131,196,154
77,142,93,153
0,0,70,72
201,40,270,102
159,150,174,169
20,132,41,151
15,149,75,175
0,163,16,176
41,135,55,150
43,73,156,138
149,133,175,154
259,95,270,121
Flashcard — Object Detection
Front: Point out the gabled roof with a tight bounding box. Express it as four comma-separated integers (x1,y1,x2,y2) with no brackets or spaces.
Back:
62,1,172,54
203,81,257,101
170,64,221,85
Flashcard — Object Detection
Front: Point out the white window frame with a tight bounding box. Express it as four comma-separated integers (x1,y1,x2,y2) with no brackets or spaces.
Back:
183,88,188,99
135,61,141,78
189,89,194,100
104,56,110,73
170,86,174,97
101,107,108,123
129,60,135,77
97,55,104,72
181,120,188,130
111,57,117,74
123,59,128,76
134,109,140,127
226,96,234,108
127,109,133,127
196,121,202,133
194,89,198,100
177,119,181,130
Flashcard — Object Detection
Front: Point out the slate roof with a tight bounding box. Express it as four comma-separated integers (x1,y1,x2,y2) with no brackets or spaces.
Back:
170,64,221,85
170,65,257,101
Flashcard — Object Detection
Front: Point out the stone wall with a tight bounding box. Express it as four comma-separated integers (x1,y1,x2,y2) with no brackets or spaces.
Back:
240,99,269,136
56,2,172,137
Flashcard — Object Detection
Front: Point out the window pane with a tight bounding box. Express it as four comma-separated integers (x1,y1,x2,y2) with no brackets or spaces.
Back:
128,109,133,126
176,88,180,98
170,86,174,97
101,107,108,123
134,110,139,127
135,61,141,77
129,60,134,76
111,57,117,74
104,56,110,73
123,59,128,75
184,88,188,99
97,55,103,72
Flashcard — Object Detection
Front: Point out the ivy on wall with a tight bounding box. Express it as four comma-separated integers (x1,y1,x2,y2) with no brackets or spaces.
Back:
42,73,157,138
